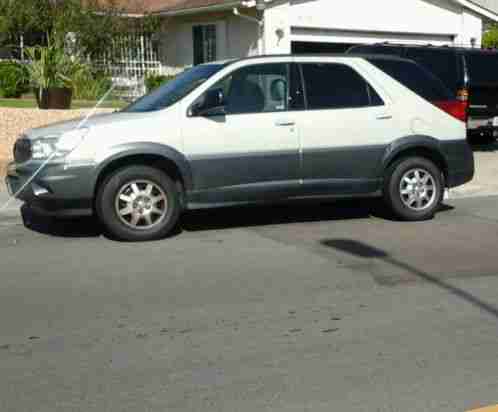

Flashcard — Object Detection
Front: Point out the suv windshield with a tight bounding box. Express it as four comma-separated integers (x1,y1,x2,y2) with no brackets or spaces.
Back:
123,64,226,113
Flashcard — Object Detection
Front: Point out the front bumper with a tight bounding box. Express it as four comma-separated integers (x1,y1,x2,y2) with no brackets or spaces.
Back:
5,160,96,217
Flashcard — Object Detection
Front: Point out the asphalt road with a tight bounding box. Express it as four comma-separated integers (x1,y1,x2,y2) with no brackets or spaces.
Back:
1,193,498,412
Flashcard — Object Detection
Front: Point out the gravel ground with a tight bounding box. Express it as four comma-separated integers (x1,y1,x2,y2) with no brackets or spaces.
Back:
0,108,113,176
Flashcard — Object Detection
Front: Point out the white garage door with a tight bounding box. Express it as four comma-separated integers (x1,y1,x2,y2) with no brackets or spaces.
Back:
291,27,455,47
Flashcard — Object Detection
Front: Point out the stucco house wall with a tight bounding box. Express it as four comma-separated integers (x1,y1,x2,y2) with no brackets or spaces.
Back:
157,10,259,72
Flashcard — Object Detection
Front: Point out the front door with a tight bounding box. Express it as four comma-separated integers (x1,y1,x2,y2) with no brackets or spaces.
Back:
182,62,301,205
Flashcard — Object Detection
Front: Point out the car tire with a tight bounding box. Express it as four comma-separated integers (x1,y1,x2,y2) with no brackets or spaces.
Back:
383,157,444,221
96,165,181,241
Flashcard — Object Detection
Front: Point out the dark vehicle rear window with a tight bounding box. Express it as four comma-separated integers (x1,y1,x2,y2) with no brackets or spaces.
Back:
368,59,453,102
404,48,462,94
465,51,498,84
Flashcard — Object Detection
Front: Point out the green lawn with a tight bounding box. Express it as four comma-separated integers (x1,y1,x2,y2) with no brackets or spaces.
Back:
0,98,127,110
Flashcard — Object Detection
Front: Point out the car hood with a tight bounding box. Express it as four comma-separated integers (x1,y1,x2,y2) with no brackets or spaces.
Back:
24,111,147,140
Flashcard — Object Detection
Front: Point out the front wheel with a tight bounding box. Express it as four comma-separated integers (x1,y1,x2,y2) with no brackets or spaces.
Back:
96,166,181,241
383,157,444,221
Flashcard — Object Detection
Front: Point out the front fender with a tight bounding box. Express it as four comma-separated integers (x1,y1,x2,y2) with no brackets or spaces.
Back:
93,142,193,190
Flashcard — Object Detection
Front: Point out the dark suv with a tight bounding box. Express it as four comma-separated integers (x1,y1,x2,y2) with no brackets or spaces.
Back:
348,43,498,141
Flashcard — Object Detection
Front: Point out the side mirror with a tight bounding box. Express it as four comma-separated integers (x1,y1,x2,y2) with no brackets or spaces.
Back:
190,88,226,117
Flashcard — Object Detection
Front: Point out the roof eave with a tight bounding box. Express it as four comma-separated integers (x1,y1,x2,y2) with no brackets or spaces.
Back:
154,1,244,16
453,0,498,21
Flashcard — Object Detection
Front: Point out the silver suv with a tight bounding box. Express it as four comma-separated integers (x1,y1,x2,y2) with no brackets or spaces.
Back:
6,55,474,241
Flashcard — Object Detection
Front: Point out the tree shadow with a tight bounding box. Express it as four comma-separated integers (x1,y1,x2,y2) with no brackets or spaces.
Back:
321,239,498,319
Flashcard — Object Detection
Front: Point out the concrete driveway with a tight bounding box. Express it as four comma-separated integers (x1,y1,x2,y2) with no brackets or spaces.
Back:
1,188,498,411
450,141,498,199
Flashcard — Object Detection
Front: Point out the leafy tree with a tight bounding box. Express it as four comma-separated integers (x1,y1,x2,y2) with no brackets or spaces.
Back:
483,24,498,49
0,0,160,60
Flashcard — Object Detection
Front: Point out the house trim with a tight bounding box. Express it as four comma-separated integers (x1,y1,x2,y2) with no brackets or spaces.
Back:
155,1,243,17
453,0,498,20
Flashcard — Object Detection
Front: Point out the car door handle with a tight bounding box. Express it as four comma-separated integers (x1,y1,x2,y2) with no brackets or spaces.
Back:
376,114,393,120
275,120,296,126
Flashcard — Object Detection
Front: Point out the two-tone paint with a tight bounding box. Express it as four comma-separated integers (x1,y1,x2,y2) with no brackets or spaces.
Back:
6,55,474,217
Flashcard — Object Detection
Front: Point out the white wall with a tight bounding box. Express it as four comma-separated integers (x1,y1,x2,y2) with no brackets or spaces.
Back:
157,0,486,68
289,0,463,36
226,15,259,58
264,0,292,54
263,0,485,53
457,9,483,46
158,13,258,72
159,21,193,72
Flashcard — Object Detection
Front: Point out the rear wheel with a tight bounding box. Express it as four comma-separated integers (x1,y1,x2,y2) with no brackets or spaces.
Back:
96,166,181,241
383,157,444,221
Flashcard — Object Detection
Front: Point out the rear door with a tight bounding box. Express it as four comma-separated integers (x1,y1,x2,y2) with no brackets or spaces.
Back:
294,59,396,196
464,50,498,123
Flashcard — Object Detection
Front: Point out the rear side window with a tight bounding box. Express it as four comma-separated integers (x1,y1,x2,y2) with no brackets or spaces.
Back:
300,63,384,110
368,59,452,102
405,48,462,93
465,51,498,84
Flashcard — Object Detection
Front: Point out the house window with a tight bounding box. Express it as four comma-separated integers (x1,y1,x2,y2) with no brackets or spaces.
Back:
193,24,217,65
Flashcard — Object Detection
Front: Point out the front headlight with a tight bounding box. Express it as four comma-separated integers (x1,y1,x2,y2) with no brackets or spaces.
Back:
32,138,59,159
31,128,89,160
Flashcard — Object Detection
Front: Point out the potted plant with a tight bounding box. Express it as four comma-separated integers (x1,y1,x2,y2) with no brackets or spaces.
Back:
25,35,86,109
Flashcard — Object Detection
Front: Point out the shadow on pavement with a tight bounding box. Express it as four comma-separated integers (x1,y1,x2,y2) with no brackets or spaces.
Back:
20,198,455,238
21,205,103,238
322,239,498,319
182,199,377,232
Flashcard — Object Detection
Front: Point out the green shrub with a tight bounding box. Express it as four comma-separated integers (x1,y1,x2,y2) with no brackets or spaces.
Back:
0,61,29,98
145,74,176,92
73,68,114,101
483,24,498,49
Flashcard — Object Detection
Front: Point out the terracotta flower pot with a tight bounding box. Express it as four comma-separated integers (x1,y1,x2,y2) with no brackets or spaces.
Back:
35,88,73,110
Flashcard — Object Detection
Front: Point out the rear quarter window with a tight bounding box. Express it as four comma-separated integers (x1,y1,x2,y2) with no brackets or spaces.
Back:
367,59,453,102
465,51,498,84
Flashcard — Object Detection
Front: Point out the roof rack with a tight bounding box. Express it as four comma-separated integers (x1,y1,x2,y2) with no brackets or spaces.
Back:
366,41,497,51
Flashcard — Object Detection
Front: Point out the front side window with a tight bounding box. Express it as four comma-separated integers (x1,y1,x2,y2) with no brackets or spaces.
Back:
301,63,380,110
193,24,217,65
123,64,225,113
200,63,290,115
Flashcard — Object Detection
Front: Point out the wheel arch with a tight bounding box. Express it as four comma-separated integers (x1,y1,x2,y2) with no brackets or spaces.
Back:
93,143,193,200
381,135,449,184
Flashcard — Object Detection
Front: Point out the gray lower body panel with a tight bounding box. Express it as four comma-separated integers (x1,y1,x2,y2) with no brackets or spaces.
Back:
440,140,474,188
5,161,96,217
186,146,385,208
